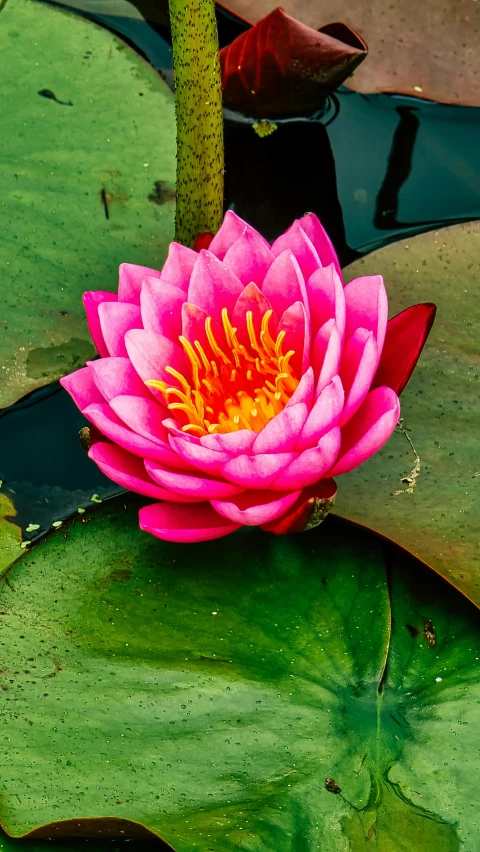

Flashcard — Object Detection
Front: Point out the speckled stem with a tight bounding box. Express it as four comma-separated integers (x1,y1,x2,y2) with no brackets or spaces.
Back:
168,0,224,247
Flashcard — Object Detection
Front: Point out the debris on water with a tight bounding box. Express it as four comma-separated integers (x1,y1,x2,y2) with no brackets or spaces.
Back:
52,520,63,529
90,494,102,504
252,119,278,138
394,419,421,495
38,88,73,106
20,541,30,549
325,777,342,794
77,508,86,514
26,523,40,533
424,619,436,648
79,427,93,454
100,188,110,220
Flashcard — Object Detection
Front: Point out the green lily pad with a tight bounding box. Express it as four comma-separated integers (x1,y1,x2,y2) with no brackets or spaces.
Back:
1,496,479,849
0,0,176,408
0,492,22,575
336,221,480,606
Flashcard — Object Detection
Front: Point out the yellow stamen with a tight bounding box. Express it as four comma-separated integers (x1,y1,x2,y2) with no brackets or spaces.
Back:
145,307,300,436
165,366,192,398
194,340,211,374
205,317,231,365
145,378,167,392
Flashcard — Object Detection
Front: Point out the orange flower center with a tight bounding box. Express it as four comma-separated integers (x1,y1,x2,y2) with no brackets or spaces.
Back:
147,308,299,436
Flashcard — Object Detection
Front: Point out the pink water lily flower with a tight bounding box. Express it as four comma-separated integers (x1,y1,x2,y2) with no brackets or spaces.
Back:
61,212,435,542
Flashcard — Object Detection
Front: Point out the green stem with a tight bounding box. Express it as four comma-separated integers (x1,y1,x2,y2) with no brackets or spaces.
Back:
168,0,224,247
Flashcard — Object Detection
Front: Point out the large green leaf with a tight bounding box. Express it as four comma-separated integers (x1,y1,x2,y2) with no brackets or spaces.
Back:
336,221,480,606
1,497,478,849
0,493,22,574
0,0,175,408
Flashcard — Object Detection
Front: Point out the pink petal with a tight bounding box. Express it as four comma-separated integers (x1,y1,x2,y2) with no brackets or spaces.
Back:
87,357,149,402
199,430,256,454
223,230,274,286
82,291,118,357
311,319,342,393
163,417,201,443
60,366,104,410
299,213,342,280
206,211,247,260
211,489,300,526
140,278,185,339
160,242,198,292
285,367,314,409
125,330,187,391
262,249,308,321
139,501,240,542
88,442,196,502
83,403,189,468
207,211,269,261
344,275,388,355
329,386,400,476
181,302,229,355
277,301,310,375
109,395,169,444
231,283,278,349
340,329,378,425
271,221,321,282
306,264,346,339
145,460,244,499
221,452,296,488
271,427,341,491
98,302,143,357
252,403,308,454
296,376,344,451
187,250,244,324
118,262,161,305
169,435,232,475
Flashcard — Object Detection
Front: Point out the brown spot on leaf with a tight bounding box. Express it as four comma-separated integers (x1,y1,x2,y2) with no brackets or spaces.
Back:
42,659,63,679
148,180,176,205
325,777,342,794
26,339,95,380
424,619,436,648
108,568,132,583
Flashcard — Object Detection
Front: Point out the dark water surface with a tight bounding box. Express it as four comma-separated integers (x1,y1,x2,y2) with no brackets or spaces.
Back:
1,0,479,540
42,0,480,260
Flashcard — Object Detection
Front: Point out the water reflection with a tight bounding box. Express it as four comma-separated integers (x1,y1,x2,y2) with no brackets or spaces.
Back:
41,0,480,261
